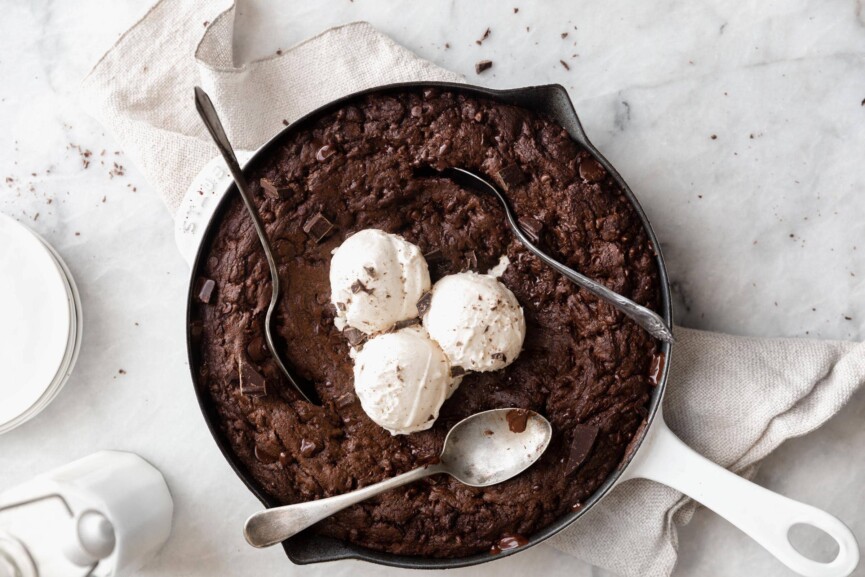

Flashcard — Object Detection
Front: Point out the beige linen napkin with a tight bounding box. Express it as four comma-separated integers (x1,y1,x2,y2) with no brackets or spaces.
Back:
80,2,865,575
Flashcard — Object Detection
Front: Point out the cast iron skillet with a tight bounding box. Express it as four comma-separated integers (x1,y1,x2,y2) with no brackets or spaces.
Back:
186,82,859,577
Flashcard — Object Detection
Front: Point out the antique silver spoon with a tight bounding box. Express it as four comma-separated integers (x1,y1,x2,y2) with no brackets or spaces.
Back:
441,167,674,343
243,408,552,548
194,87,319,404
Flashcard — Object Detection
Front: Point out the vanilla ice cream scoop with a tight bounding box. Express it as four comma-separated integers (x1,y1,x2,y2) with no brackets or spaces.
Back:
353,326,453,435
423,272,526,372
330,229,430,335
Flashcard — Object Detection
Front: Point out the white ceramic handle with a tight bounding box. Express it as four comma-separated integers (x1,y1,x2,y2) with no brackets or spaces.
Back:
625,414,860,577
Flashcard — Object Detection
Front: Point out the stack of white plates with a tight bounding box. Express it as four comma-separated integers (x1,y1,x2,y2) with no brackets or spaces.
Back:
0,213,82,434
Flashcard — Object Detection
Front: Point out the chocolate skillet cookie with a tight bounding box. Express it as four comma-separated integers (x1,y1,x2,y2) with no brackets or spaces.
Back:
191,88,660,557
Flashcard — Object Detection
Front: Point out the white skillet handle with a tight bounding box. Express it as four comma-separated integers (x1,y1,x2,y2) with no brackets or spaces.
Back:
624,413,860,577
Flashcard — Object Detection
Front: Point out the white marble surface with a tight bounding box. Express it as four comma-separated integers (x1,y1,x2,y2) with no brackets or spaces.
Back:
1,1,863,576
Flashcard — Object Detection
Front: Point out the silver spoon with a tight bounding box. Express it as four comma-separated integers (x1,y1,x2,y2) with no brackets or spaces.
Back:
193,87,319,404
442,167,674,343
243,408,552,548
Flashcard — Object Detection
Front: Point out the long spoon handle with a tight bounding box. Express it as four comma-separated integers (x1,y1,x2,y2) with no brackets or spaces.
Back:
193,87,316,404
244,464,443,548
449,168,674,343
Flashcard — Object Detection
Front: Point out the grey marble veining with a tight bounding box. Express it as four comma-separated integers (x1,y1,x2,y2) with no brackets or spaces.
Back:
0,1,862,576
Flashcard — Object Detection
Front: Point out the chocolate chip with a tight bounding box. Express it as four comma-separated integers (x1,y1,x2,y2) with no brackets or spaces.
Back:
259,178,293,199
239,359,268,397
302,212,334,243
475,60,493,74
278,451,292,467
315,145,336,162
517,216,544,244
363,265,377,278
416,292,433,317
451,365,466,378
566,424,599,475
493,164,526,191
578,157,606,183
343,327,368,347
423,248,443,263
197,278,216,303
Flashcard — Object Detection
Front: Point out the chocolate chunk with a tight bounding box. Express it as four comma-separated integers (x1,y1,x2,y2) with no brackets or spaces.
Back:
491,352,507,363
197,278,216,304
416,292,433,317
259,178,293,199
451,365,466,378
475,60,493,74
566,424,599,475
350,279,372,294
578,157,606,183
493,164,526,191
239,359,268,397
518,216,544,244
392,318,420,331
302,212,334,243
343,327,368,347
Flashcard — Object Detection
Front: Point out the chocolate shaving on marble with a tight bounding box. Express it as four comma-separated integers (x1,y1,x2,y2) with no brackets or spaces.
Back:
302,212,334,243
475,60,493,74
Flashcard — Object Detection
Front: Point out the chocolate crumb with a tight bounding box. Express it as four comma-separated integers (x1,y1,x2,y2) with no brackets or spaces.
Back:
118,369,126,375
276,49,283,55
282,119,289,126
416,292,433,317
476,27,491,45
303,212,334,243
561,32,568,39
475,60,493,74
197,278,216,303
559,59,570,71
513,7,519,13
710,134,718,140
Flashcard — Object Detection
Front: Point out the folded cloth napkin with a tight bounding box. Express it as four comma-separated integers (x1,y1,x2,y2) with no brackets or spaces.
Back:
80,2,865,575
